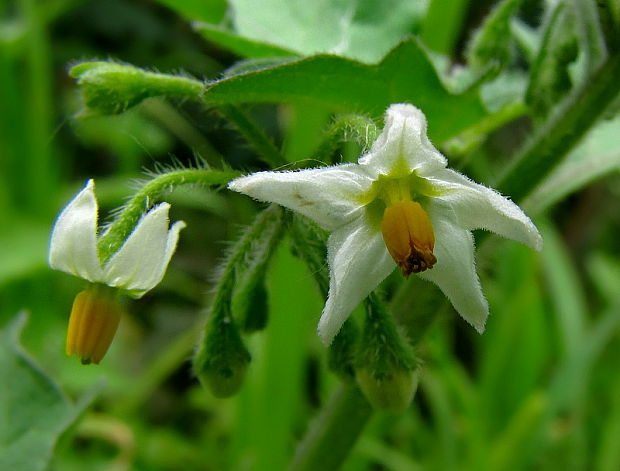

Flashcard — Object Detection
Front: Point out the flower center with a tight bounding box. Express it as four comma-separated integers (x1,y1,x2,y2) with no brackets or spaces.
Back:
380,180,436,276
66,284,122,364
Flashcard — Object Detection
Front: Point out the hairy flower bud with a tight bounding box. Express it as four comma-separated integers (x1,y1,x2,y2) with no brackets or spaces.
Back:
70,61,203,115
194,312,251,398
356,367,419,411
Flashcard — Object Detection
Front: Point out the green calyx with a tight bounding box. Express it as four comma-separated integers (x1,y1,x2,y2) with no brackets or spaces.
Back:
355,293,418,411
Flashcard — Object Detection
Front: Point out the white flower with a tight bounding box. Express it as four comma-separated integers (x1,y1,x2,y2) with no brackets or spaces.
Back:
49,179,186,297
229,104,543,344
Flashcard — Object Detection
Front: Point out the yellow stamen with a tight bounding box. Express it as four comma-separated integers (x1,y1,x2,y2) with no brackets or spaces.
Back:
381,200,437,276
66,285,122,364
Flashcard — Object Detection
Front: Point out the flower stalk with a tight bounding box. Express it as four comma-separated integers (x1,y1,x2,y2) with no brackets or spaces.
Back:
97,168,239,262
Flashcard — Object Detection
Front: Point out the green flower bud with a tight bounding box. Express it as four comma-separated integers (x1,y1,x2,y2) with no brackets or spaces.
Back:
194,310,251,398
355,293,418,411
70,61,203,115
235,278,269,333
230,205,284,333
356,367,419,411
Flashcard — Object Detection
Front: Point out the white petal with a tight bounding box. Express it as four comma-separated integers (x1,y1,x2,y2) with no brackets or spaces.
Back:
418,211,489,332
228,165,373,231
103,203,184,293
318,216,395,344
359,104,447,178
428,168,543,251
48,180,104,281
137,219,186,296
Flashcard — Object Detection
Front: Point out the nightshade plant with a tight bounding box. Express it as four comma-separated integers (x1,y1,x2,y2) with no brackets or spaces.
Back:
228,104,542,345
4,0,620,470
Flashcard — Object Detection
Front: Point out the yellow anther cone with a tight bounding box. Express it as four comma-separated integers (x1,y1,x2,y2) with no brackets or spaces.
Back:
66,285,122,364
381,201,437,276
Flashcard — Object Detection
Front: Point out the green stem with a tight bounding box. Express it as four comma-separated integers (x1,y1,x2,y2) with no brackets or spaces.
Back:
141,99,224,165
211,204,284,305
497,51,620,201
97,168,239,262
216,104,287,168
288,384,373,471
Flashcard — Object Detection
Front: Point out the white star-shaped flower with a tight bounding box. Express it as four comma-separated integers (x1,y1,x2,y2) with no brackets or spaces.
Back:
49,179,186,297
229,104,542,344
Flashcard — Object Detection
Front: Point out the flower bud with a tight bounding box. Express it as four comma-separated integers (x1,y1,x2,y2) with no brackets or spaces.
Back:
355,293,418,410
66,284,122,364
70,62,203,115
194,312,251,398
235,278,269,334
356,367,419,411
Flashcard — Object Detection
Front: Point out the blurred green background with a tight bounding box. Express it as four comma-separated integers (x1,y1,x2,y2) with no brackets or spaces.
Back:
1,1,620,470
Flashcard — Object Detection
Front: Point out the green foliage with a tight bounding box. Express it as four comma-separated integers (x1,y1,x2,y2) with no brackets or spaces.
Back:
223,0,424,63
153,0,227,23
420,0,468,54
525,114,620,213
0,313,91,471
5,0,620,470
466,0,523,79
194,23,296,58
205,39,489,143
525,3,579,118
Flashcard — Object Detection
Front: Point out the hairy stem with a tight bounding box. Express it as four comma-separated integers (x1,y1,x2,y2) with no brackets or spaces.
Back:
97,168,239,262
217,104,287,168
497,51,620,201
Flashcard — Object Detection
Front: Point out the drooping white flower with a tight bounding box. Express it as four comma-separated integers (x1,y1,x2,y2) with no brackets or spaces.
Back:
49,179,186,298
229,104,542,344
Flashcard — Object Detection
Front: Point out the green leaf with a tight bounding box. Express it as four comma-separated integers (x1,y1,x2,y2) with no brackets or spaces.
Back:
489,392,547,471
538,221,587,356
152,0,227,23
524,114,620,213
0,313,89,471
510,18,541,65
420,0,468,55
205,39,489,143
570,0,607,68
466,0,523,78
194,22,296,58
226,0,424,63
586,252,620,303
596,376,620,471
